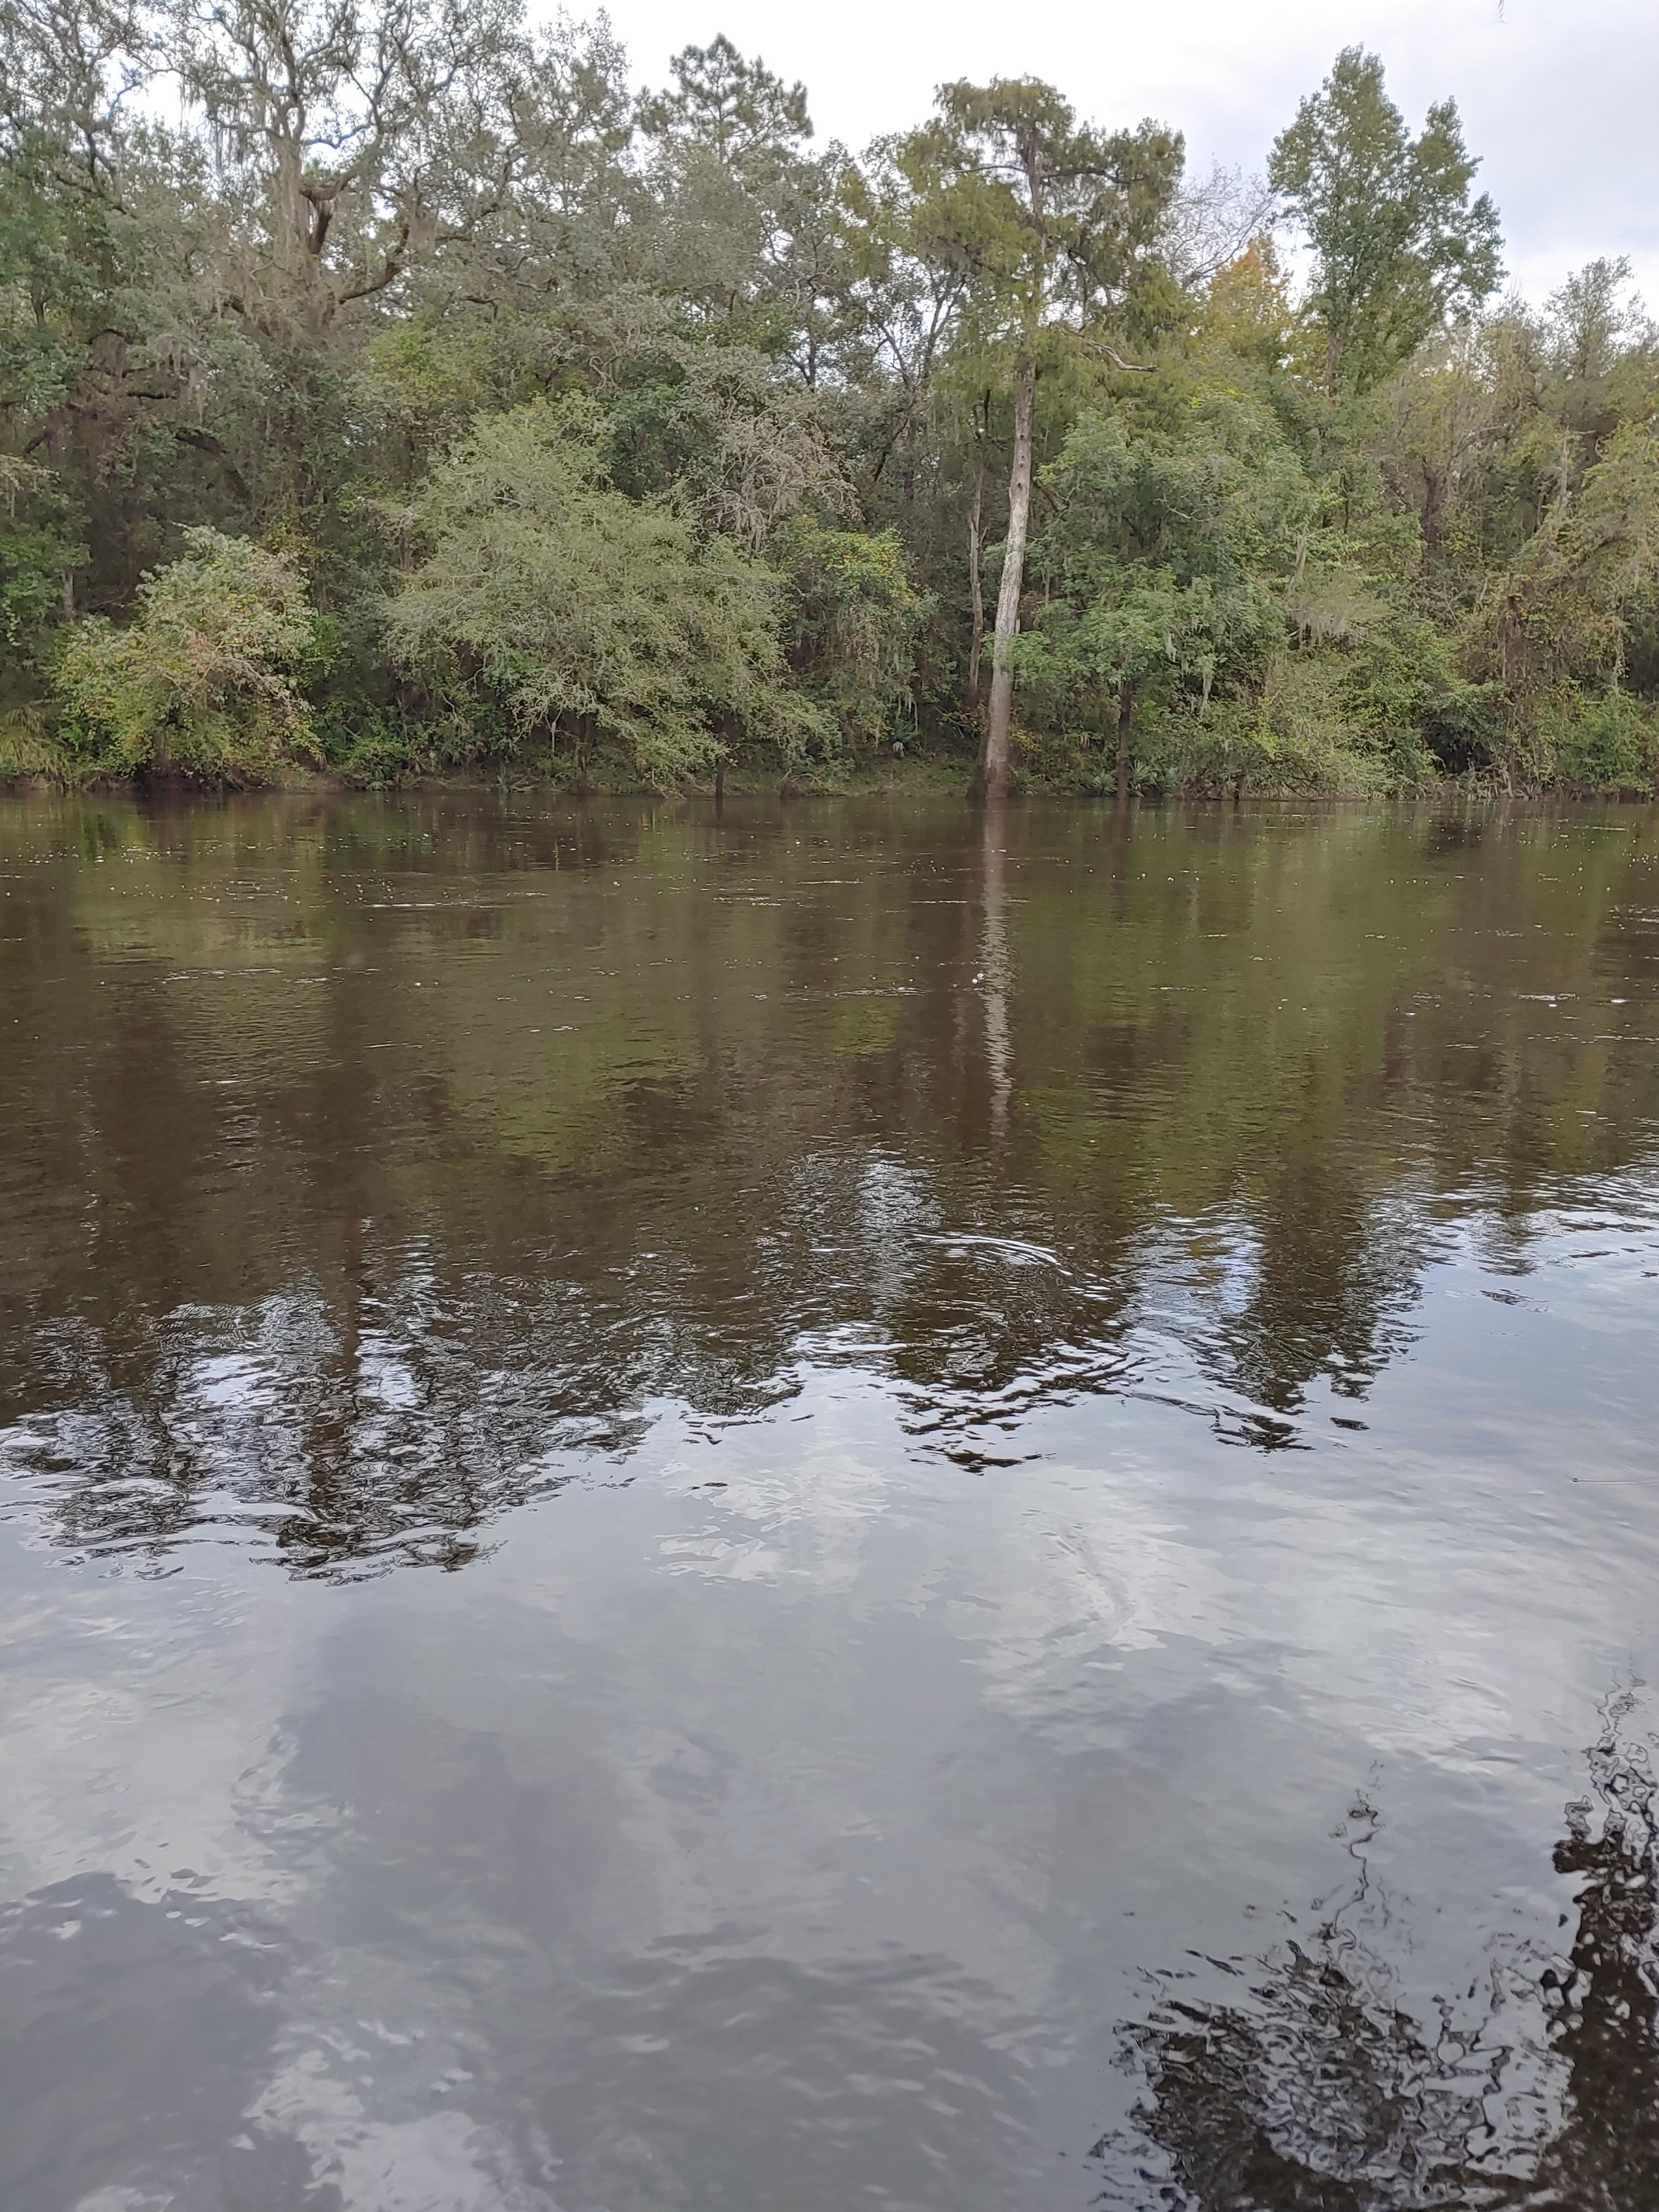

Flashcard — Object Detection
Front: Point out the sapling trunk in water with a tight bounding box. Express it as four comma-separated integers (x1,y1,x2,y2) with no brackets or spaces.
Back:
1115,679,1135,811
982,355,1035,802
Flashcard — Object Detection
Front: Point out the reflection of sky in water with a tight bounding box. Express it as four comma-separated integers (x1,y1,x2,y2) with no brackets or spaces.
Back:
0,795,1657,2207
1,1181,1655,2205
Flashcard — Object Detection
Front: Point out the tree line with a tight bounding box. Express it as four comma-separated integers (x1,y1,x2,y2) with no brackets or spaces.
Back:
0,2,1656,794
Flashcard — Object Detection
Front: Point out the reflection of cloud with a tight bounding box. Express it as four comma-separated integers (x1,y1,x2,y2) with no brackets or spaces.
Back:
3,1289,1659,2207
652,1382,904,1597
0,1560,318,1909
0,1872,308,2210
249,2048,547,2212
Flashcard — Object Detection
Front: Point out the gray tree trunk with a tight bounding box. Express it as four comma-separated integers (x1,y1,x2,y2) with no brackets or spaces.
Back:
981,354,1035,802
1115,679,1136,812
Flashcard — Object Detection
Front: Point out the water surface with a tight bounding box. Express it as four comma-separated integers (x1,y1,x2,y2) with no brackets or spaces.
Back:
2,792,1657,2210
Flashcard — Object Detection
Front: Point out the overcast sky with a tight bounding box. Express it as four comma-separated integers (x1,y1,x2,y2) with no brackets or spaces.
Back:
592,0,1657,315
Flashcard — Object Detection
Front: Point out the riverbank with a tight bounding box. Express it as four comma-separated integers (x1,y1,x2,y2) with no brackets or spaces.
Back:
4,756,1652,802
4,714,1654,804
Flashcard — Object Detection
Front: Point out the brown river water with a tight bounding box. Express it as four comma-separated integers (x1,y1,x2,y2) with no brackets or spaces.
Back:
2,791,1657,2211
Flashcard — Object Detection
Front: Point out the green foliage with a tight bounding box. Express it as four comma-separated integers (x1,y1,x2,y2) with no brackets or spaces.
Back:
0,703,66,778
641,34,810,172
777,518,922,748
1270,48,1501,393
1042,398,1313,593
0,4,1645,795
1536,690,1658,792
1567,422,1659,656
893,79,1185,338
384,400,822,787
0,488,76,663
604,339,847,547
54,530,318,779
1152,677,1393,798
1014,393,1314,781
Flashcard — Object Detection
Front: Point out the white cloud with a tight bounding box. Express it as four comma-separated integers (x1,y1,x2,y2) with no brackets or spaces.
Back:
592,0,1659,308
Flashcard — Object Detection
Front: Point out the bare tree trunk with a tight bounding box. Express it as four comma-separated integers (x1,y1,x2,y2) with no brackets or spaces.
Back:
1115,679,1136,812
981,353,1035,802
61,567,74,620
965,396,989,719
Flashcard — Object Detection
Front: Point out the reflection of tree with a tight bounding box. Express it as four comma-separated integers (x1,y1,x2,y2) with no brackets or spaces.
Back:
979,798,1014,1145
1101,1696,1659,2210
1536,1706,1659,2207
2,1267,684,1578
4,797,1659,1571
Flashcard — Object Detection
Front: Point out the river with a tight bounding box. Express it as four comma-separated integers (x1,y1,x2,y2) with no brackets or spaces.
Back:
2,791,1657,2210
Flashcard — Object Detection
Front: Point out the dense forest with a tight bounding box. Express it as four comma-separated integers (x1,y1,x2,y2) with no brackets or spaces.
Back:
0,2,1656,795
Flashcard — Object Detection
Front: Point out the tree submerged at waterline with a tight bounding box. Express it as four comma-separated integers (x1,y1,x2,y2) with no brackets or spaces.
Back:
1,14,1657,795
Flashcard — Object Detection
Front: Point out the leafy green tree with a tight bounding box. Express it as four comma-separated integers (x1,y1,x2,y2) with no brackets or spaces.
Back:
1373,323,1502,569
1201,235,1296,373
169,0,534,335
1017,395,1313,795
884,80,1183,795
1570,422,1659,664
775,516,920,750
1269,48,1501,394
54,526,317,775
383,398,819,786
1466,418,1659,783
604,337,848,549
637,33,854,365
641,33,809,176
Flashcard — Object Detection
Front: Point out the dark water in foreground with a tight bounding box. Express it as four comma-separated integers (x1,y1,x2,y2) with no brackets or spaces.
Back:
2,792,1658,2212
